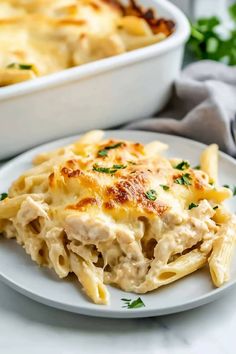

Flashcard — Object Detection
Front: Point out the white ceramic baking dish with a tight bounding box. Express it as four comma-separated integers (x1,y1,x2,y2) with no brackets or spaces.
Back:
0,0,190,159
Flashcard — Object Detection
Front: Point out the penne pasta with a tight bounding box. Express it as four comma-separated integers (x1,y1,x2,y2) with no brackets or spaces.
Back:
117,16,153,36
45,227,70,278
73,130,105,149
200,144,219,184
209,221,236,287
0,68,36,86
0,130,235,304
70,252,109,305
199,186,232,203
137,249,208,293
144,141,169,156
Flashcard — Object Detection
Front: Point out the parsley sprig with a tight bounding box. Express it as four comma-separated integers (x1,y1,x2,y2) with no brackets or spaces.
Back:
187,3,236,65
121,297,145,309
0,193,8,201
174,173,192,186
98,142,123,157
174,161,190,171
145,189,157,201
93,164,126,174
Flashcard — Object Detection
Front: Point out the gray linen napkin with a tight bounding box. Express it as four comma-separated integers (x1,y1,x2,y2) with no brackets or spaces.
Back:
127,60,236,157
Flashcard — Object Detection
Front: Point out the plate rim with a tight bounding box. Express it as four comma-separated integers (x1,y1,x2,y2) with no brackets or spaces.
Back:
1,129,236,318
0,264,235,318
1,129,236,173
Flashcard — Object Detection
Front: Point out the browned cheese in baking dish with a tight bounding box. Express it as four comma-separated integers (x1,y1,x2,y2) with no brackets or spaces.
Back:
0,0,174,86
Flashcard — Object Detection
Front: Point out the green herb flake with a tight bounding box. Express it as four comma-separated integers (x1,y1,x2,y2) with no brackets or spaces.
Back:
113,164,126,170
174,173,192,186
7,63,33,70
188,202,199,210
98,142,123,157
229,3,236,22
98,149,108,157
191,26,204,41
193,165,200,170
0,193,8,201
127,161,137,165
174,161,190,171
213,206,219,210
160,184,170,191
206,37,219,53
145,189,157,201
121,297,145,309
223,184,236,196
233,187,236,196
19,64,33,70
93,166,112,173
93,164,126,174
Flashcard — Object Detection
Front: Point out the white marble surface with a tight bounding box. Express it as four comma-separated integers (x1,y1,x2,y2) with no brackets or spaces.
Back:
0,279,236,354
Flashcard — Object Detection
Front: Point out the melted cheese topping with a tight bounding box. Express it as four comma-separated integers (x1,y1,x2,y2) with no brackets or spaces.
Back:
1,132,235,304
0,0,174,86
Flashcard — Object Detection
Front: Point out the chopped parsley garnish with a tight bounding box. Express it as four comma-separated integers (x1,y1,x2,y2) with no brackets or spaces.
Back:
187,3,236,66
174,161,190,170
93,164,126,174
193,165,200,170
233,187,236,196
7,63,33,70
98,142,123,157
97,150,108,157
160,184,169,191
188,202,198,210
121,297,145,309
0,193,8,201
145,189,157,201
113,164,126,170
213,205,219,210
127,160,137,165
174,173,192,186
209,181,214,186
223,184,236,196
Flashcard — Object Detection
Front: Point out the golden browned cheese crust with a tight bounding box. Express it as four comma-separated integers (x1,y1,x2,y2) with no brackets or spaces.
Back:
1,131,235,305
44,139,214,222
0,0,174,86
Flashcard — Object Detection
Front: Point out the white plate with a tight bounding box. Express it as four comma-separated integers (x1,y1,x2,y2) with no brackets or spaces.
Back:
0,130,236,319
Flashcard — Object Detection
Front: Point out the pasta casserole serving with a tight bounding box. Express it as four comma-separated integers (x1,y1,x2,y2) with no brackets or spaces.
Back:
0,130,235,305
0,0,174,86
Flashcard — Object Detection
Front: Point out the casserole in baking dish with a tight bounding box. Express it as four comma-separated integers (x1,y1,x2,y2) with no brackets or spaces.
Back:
0,0,190,159
0,0,174,86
